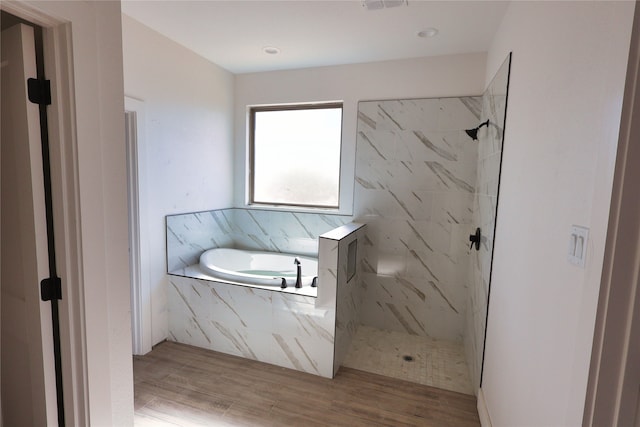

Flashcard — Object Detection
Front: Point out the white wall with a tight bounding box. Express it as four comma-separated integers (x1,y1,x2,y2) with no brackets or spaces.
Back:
121,15,235,344
481,2,634,425
234,53,487,214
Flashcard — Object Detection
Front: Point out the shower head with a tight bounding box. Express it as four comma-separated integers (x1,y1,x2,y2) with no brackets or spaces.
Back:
465,119,490,141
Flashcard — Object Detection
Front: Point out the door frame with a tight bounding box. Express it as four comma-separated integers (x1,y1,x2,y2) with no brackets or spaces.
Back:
0,2,89,425
583,1,640,425
125,96,152,355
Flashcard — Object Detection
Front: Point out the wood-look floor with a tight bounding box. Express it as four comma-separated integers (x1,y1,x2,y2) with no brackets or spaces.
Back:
134,341,480,427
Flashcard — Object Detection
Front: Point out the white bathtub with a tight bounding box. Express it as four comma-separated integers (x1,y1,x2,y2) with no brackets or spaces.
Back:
199,248,318,288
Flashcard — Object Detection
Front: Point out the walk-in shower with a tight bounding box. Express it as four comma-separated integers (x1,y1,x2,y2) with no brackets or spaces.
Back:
345,53,512,395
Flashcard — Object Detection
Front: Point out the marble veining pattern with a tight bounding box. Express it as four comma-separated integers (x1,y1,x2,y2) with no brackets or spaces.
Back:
354,97,481,343
166,208,352,276
166,210,234,272
168,274,336,377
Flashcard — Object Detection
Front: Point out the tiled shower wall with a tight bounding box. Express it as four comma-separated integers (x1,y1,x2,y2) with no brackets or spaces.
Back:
464,56,511,391
166,208,352,272
354,97,482,342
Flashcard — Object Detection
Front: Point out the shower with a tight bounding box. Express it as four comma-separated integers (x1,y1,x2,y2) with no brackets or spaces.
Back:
345,53,512,397
465,119,490,140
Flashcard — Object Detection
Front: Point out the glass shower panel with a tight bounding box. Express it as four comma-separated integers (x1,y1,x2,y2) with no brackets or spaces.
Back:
465,53,512,391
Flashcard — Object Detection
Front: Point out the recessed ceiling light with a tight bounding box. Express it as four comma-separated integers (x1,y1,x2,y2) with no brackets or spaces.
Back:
362,0,407,11
417,28,439,38
263,46,280,55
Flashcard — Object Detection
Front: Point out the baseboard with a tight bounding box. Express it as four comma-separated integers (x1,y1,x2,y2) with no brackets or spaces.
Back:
477,388,493,427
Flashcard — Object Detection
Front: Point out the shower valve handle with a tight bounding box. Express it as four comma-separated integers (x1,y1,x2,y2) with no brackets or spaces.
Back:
469,227,481,251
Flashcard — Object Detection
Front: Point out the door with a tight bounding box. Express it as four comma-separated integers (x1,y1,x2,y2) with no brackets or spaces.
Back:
1,23,57,425
584,2,640,425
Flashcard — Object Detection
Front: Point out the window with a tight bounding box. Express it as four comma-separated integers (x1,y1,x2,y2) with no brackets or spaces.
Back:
249,103,343,208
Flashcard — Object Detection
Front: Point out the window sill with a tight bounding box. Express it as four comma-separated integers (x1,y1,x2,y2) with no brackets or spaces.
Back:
243,203,349,216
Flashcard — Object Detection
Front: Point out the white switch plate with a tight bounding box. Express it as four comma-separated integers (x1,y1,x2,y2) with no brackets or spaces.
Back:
568,225,589,268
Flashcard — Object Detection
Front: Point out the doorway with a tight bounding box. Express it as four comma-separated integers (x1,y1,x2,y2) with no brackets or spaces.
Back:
584,1,640,424
125,97,152,356
0,3,99,424
1,13,58,425
2,1,138,425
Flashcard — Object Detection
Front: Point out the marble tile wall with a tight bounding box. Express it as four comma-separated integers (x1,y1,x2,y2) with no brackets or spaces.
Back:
167,274,336,377
166,210,235,272
317,223,367,375
231,209,351,257
166,208,352,273
354,97,482,343
464,55,511,392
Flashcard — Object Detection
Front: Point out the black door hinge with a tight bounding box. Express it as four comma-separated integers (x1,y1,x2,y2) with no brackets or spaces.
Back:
41,276,62,301
27,78,51,105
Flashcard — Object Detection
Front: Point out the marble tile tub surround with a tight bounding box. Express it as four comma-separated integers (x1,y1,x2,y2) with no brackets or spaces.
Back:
354,97,482,343
167,222,366,378
166,208,352,273
168,275,336,377
464,55,511,392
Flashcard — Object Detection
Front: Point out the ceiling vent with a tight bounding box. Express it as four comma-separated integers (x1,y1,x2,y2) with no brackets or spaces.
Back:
361,0,407,11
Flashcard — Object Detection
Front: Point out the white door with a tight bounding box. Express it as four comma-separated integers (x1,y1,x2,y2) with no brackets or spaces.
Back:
1,23,57,425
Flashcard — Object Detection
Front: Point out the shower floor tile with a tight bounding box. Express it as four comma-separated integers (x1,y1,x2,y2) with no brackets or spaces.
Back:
342,325,474,395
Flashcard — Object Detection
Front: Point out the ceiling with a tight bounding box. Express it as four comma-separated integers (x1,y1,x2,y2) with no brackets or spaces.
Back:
121,0,509,74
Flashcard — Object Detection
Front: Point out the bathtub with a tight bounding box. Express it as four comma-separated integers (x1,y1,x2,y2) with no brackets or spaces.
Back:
199,248,318,288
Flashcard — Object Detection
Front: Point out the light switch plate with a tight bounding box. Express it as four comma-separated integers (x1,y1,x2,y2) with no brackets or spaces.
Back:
568,225,589,268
